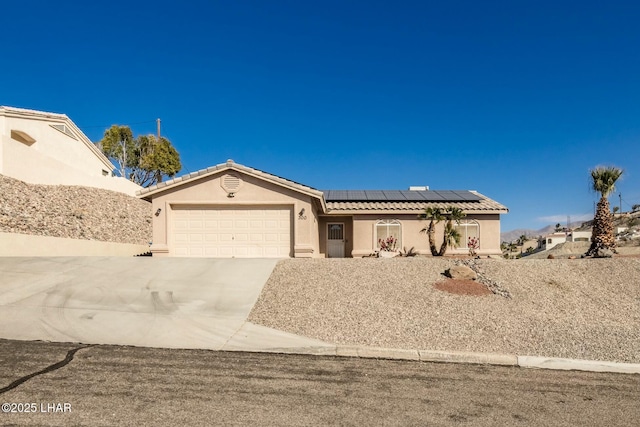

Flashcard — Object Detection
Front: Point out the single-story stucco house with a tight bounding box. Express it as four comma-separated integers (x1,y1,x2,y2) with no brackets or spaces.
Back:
138,160,508,258
0,106,140,196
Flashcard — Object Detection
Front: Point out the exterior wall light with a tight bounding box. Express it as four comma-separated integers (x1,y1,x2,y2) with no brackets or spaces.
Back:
155,208,162,216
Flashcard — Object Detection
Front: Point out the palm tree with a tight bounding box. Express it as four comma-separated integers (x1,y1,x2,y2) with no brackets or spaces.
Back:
586,166,624,256
438,206,466,256
418,207,444,256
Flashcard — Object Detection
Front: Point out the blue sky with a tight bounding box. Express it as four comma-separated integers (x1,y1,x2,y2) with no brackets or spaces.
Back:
3,0,640,232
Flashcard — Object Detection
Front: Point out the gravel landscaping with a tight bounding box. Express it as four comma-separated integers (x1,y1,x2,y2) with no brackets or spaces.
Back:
249,257,640,363
0,174,151,245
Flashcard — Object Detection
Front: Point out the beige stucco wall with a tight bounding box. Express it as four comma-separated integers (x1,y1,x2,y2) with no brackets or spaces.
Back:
147,170,321,258
0,232,149,256
347,213,503,257
0,113,140,196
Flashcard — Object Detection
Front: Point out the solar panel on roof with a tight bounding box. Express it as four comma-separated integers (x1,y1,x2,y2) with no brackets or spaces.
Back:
420,191,445,201
381,190,406,201
402,191,426,200
365,190,386,201
349,190,368,200
322,189,482,202
435,191,464,201
322,190,369,201
454,191,481,201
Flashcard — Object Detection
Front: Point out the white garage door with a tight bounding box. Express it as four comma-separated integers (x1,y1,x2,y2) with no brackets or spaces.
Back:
170,206,292,258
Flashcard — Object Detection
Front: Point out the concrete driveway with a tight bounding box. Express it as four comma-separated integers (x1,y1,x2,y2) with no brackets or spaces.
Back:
0,257,332,351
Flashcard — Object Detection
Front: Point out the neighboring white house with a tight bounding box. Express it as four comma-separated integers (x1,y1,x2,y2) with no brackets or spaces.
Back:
0,106,140,196
541,232,567,250
567,230,591,242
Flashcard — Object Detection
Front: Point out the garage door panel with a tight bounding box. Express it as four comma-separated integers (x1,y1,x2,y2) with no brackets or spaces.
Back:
204,233,218,243
219,233,233,242
189,234,204,243
174,233,188,243
170,207,291,258
188,247,204,257
219,246,234,257
234,233,249,242
204,247,220,257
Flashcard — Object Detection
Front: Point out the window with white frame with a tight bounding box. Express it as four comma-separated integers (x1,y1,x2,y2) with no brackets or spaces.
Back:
375,219,402,251
454,219,479,251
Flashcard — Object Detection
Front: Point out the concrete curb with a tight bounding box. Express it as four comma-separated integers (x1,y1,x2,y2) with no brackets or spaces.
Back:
246,345,640,375
517,355,640,375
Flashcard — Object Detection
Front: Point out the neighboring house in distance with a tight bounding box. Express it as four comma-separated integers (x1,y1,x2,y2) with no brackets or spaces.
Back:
0,106,140,196
567,230,591,242
540,232,568,250
138,160,508,258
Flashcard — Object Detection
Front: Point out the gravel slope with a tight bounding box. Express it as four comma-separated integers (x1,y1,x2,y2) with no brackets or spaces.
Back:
0,174,151,245
248,258,640,363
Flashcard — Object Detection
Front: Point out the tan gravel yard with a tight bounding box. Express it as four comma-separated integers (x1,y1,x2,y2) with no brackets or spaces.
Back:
248,258,640,363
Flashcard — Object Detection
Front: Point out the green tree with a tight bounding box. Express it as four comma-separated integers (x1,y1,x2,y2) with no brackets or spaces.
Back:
98,126,182,187
130,135,182,187
438,206,466,256
554,223,562,232
586,166,624,256
97,125,134,179
518,234,528,245
418,207,444,256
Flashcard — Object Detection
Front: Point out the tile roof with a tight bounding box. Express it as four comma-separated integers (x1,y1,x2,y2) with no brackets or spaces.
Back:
325,191,508,213
136,161,508,215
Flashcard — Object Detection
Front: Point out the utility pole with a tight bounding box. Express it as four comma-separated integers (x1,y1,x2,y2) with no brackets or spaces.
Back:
619,193,622,214
157,118,161,141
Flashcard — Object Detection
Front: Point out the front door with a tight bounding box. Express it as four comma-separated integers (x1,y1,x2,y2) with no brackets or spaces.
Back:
327,223,345,258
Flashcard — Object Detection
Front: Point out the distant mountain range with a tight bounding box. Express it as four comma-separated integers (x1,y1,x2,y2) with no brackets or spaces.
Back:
502,211,640,243
501,222,586,243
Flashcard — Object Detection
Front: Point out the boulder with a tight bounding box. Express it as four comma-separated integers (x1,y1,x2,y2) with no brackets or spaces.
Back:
444,265,477,280
547,254,555,259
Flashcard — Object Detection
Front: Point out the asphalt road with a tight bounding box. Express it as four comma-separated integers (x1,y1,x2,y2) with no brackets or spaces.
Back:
0,339,638,426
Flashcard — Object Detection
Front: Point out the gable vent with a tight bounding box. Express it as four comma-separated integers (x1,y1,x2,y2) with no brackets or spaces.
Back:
221,173,242,194
50,124,77,140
